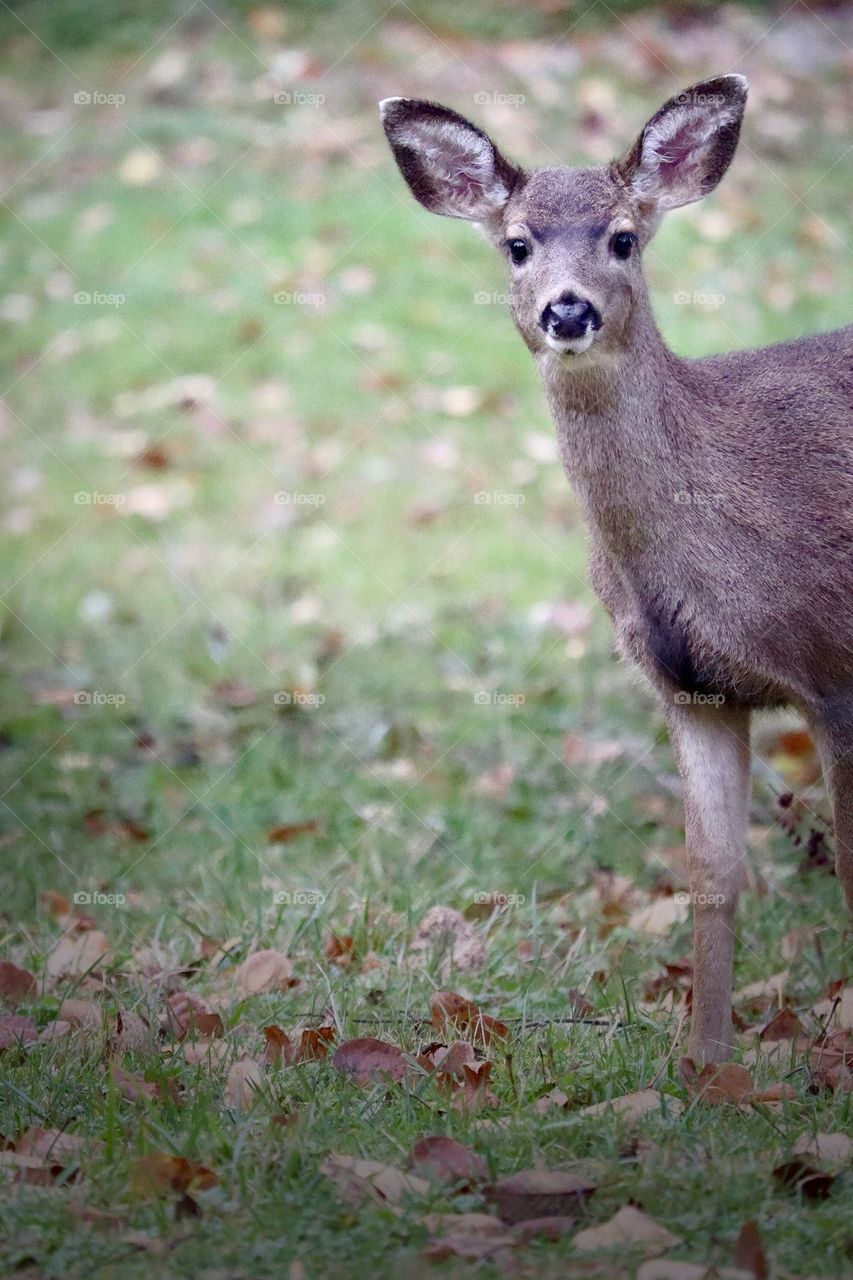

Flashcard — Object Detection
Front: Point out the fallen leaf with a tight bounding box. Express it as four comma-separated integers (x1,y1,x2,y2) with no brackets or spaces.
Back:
224,1056,264,1109
235,949,294,996
163,993,223,1040
325,933,356,966
629,896,689,936
581,1088,683,1120
320,1153,428,1209
734,1219,768,1280
267,820,320,843
263,1024,335,1066
331,1037,407,1086
759,1008,804,1042
811,985,853,1030
636,1263,750,1280
534,1087,570,1115
109,1065,158,1103
410,1136,487,1186
16,1127,90,1165
0,1015,37,1050
0,960,36,1000
59,998,103,1029
432,990,509,1045
513,1214,576,1243
423,1211,513,1261
573,1205,682,1255
111,1008,150,1053
130,1153,218,1198
487,1168,595,1224
680,1058,755,1105
410,906,486,974
792,1131,853,1169
452,1060,498,1113
46,930,110,979
772,1158,835,1199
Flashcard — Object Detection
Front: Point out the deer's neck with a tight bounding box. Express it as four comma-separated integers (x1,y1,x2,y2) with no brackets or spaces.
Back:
537,305,689,561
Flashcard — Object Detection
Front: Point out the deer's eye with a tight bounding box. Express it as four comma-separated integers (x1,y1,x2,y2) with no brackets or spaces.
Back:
508,239,529,265
611,230,637,260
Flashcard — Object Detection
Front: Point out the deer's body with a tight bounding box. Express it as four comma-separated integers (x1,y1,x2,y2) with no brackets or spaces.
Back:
382,77,853,1062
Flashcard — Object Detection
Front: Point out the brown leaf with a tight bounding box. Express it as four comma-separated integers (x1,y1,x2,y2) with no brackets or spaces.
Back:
759,1008,804,1042
534,1087,570,1115
734,1219,768,1280
325,934,356,966
410,1136,488,1187
111,1008,150,1053
332,1037,407,1086
772,1158,835,1199
130,1153,218,1198
512,1215,576,1243
163,992,223,1040
267,820,320,843
320,1153,428,1209
410,906,486,975
452,1060,498,1113
224,1056,264,1109
792,1131,853,1169
422,1211,513,1260
581,1088,683,1120
0,1015,38,1051
0,960,36,1001
573,1205,682,1254
432,991,509,1045
235,949,294,996
680,1058,754,1105
487,1168,596,1224
16,1127,90,1166
110,1065,159,1103
59,998,103,1029
46,930,110,979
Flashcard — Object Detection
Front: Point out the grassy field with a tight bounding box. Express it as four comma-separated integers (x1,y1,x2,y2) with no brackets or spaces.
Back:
1,2,852,1276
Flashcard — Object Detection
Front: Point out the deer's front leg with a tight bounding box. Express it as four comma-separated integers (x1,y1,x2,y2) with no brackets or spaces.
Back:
666,700,751,1063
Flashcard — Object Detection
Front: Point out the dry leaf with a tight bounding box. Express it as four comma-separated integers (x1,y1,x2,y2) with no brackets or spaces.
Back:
131,1153,218,1198
0,960,36,1000
573,1205,682,1254
46,930,110,979
163,992,223,1040
110,1065,158,1103
320,1153,428,1208
734,1219,768,1280
680,1058,755,1105
513,1215,576,1243
225,1056,264,1109
59,998,103,1029
432,991,509,1045
637,1263,750,1280
235,949,293,996
811,985,853,1030
263,1024,335,1066
267,820,320,843
423,1211,513,1260
410,1136,487,1186
581,1088,683,1120
792,1131,853,1169
629,896,689,936
759,1008,803,1042
111,1008,149,1053
17,1127,90,1165
410,906,486,974
488,1168,595,1224
331,1037,407,1086
0,1014,37,1051
534,1087,570,1115
772,1158,835,1199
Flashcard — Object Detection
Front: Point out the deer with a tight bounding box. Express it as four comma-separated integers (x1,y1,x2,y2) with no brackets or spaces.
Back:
380,76,853,1063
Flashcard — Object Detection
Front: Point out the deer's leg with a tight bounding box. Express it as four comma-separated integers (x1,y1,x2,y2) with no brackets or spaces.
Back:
666,700,751,1063
807,703,853,912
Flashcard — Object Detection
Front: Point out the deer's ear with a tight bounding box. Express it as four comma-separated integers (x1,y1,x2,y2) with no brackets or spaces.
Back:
380,98,522,221
617,75,747,216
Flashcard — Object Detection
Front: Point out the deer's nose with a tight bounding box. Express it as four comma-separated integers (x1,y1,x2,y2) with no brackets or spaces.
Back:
540,294,602,340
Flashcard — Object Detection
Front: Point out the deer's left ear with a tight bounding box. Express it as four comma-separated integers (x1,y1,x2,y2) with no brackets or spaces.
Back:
617,75,747,217
380,97,522,223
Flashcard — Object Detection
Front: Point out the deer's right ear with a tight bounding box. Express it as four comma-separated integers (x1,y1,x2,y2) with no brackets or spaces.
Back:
379,98,521,222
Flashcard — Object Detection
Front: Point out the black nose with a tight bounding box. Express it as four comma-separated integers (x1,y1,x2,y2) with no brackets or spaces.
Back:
540,294,602,340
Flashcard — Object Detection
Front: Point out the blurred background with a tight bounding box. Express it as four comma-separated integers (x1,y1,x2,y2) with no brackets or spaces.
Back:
0,0,851,933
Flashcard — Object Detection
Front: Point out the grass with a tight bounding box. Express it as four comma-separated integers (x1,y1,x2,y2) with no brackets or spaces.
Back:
0,2,852,1276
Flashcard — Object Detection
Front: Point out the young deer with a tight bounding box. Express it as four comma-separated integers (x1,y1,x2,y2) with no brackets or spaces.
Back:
381,76,853,1063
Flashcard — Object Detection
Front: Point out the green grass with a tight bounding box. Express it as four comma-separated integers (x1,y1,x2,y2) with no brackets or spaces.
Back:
1,3,852,1277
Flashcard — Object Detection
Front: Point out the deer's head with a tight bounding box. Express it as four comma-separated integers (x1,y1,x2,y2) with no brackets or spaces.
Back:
380,76,747,363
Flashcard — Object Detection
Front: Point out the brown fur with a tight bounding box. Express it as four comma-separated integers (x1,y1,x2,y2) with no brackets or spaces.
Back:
381,78,853,1062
